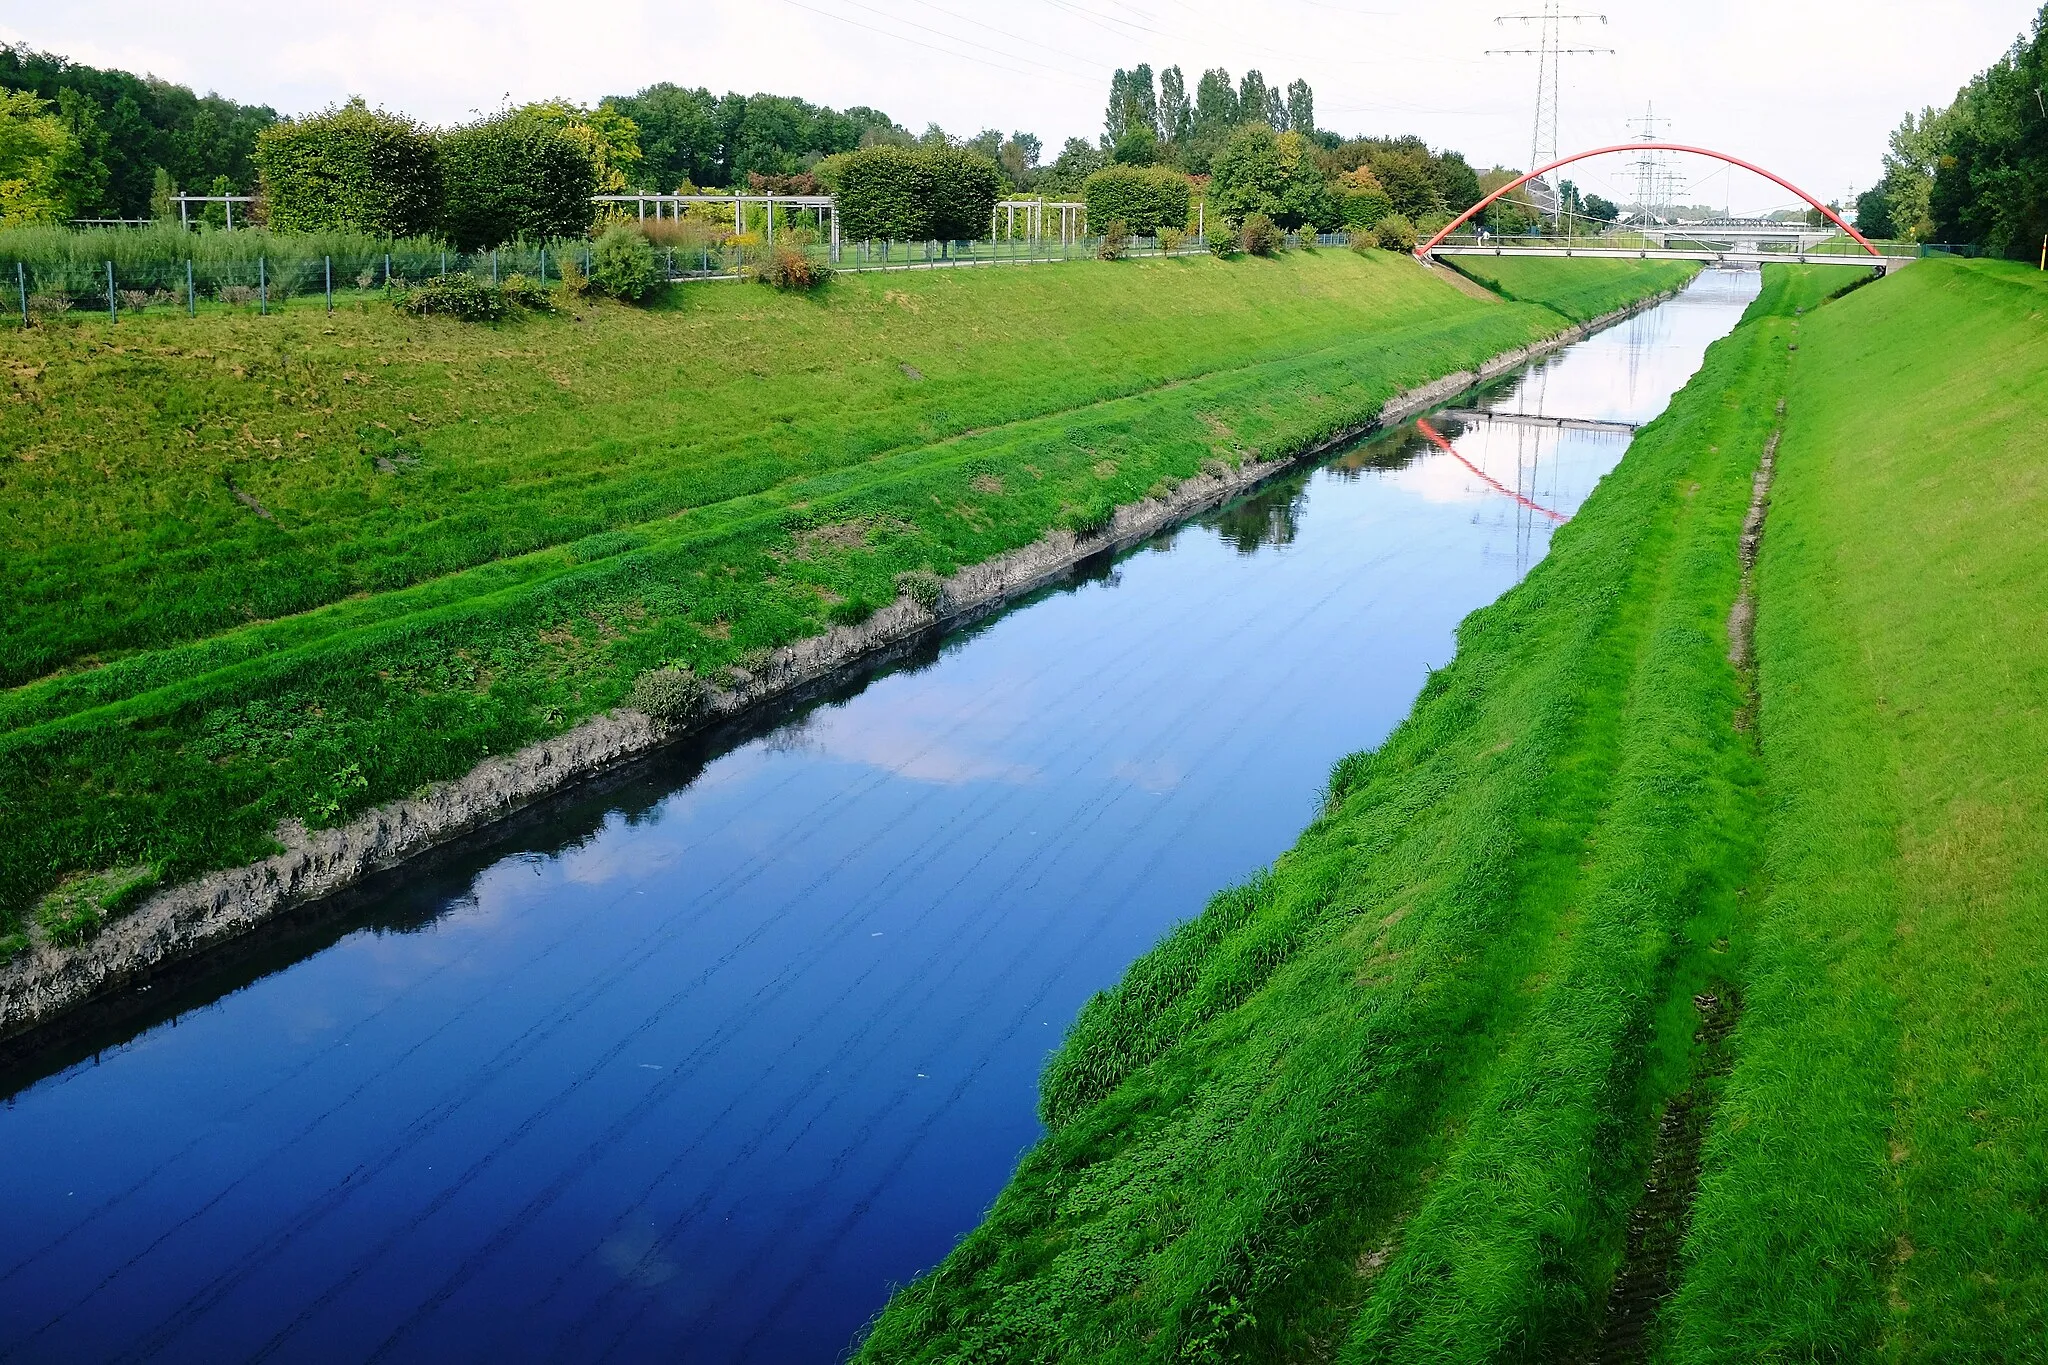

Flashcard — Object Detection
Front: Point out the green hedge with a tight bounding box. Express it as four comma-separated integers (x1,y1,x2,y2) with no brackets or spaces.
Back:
833,145,1001,241
439,112,599,251
254,100,441,236
1082,166,1192,236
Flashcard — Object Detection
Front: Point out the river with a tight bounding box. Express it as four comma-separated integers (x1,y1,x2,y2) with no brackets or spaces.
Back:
0,267,1761,1364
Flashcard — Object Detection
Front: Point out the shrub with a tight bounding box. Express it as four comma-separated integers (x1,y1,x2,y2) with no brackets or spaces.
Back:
1098,219,1131,260
1348,228,1374,253
393,273,560,322
627,666,706,722
1082,165,1192,236
753,243,831,290
833,144,1000,242
255,99,441,236
590,223,659,300
439,110,599,251
926,145,1002,241
1375,212,1418,251
1338,167,1396,231
1205,224,1239,256
1158,226,1187,253
1239,212,1282,256
896,570,948,615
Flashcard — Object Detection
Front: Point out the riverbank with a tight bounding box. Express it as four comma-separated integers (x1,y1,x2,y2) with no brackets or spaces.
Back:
1667,255,2048,1358
853,264,1831,1362
0,253,1697,1043
859,254,2048,1360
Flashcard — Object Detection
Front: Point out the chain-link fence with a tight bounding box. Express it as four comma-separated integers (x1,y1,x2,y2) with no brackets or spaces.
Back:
0,225,1366,325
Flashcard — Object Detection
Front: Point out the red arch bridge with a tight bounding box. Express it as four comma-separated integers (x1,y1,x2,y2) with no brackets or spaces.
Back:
1414,143,1919,275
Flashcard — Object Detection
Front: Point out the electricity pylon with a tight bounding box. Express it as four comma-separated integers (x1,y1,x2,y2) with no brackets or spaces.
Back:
1627,103,1672,224
1489,1,1613,220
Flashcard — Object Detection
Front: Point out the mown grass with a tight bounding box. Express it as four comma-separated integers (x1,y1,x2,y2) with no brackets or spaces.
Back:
0,253,1691,942
854,270,1792,1364
1439,255,1702,322
1666,257,2048,1358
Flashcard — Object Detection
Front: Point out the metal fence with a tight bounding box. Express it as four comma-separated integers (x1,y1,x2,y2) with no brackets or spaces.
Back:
0,229,1366,325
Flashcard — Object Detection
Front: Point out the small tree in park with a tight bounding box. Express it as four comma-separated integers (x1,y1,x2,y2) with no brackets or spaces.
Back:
255,99,441,235
925,145,1001,241
1083,165,1191,236
835,145,934,240
440,108,600,251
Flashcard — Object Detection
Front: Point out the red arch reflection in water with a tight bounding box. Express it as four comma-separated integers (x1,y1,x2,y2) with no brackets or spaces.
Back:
1413,418,1569,524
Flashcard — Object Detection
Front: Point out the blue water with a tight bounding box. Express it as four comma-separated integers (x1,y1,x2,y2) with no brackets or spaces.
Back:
0,268,1760,1364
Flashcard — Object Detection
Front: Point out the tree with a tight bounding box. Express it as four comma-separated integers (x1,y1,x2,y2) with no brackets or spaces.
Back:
1237,72,1269,128
517,100,641,193
1368,146,1444,220
1105,66,1158,146
833,144,999,241
255,99,441,235
1854,185,1897,238
1582,194,1619,223
54,87,109,215
1159,67,1192,148
0,88,73,223
1335,165,1394,230
438,106,599,249
602,83,719,188
1194,69,1238,133
1038,136,1106,195
1211,122,1338,229
1285,79,1315,135
0,41,277,217
998,132,1041,188
1113,126,1158,166
149,164,174,220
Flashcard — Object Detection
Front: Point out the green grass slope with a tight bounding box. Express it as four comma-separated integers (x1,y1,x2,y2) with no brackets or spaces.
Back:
856,270,1790,1364
0,255,1687,948
1442,256,1702,322
1667,258,2048,1358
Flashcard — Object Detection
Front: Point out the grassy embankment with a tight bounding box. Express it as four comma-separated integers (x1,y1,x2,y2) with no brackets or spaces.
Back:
1667,256,2048,1358
1439,253,1708,322
860,254,2048,1361
857,260,1801,1363
0,252,1695,954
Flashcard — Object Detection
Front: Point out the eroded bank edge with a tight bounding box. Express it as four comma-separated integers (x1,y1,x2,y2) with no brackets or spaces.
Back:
0,290,1678,1047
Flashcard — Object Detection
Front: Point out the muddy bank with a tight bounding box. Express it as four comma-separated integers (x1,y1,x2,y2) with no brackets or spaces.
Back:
0,293,1675,1047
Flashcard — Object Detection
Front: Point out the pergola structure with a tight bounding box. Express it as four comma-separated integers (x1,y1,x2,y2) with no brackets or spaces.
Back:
592,194,840,260
994,199,1088,245
173,194,257,229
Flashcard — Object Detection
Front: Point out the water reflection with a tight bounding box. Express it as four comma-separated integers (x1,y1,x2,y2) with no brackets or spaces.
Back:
0,270,1760,1365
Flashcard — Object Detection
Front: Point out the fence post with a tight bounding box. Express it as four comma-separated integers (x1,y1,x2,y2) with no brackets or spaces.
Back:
107,261,117,322
492,250,498,285
325,256,332,311
441,251,447,278
16,262,25,326
259,256,267,315
539,248,547,285
384,254,391,287
187,260,195,315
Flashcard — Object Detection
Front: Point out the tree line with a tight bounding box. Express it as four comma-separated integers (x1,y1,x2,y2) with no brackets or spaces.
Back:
1856,1,2047,257
0,40,1527,249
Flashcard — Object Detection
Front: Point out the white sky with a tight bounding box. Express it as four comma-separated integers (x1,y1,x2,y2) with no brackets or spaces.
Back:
3,0,2038,214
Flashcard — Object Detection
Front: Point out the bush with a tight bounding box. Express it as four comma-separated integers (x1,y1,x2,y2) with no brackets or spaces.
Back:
834,144,1001,243
1098,219,1131,260
439,111,599,251
1158,226,1187,253
1239,212,1282,256
1374,213,1418,251
590,224,659,300
1205,223,1239,256
896,570,948,615
1347,228,1374,254
1082,165,1192,236
835,146,931,240
395,273,557,321
925,145,1002,241
753,243,831,291
627,666,707,723
256,99,442,236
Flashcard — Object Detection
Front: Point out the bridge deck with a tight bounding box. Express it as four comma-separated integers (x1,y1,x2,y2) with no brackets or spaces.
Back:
1427,244,1914,273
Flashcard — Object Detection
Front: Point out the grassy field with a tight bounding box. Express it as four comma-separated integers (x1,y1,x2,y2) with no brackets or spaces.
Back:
1667,257,2048,1358
856,263,1790,1363
0,251,1694,952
